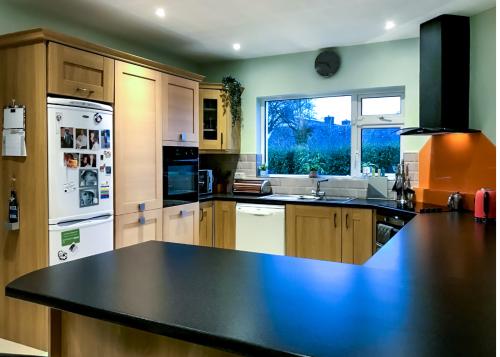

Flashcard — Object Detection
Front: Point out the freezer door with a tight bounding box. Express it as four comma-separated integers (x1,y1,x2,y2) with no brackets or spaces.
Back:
49,215,114,266
48,102,113,223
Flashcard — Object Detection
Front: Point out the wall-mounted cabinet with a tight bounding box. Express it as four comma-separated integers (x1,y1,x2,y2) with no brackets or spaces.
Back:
162,202,200,245
199,83,240,153
48,42,114,103
162,75,199,145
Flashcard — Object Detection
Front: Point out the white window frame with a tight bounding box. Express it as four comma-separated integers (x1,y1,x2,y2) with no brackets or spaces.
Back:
259,87,405,178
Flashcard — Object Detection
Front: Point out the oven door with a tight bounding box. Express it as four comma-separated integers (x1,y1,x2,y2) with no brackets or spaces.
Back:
163,147,199,207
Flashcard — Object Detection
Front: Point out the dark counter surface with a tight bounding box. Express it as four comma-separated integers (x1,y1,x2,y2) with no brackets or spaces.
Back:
6,213,495,356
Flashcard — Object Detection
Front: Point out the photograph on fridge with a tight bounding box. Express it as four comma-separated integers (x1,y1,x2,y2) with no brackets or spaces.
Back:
79,188,98,207
100,129,111,149
60,127,74,148
79,169,98,187
75,128,88,149
80,154,97,168
89,130,100,150
63,152,79,168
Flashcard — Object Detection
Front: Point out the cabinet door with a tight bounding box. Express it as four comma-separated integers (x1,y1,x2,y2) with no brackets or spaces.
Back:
162,75,199,144
199,201,214,247
115,209,163,249
214,201,236,249
162,202,200,245
48,42,114,102
341,208,374,265
199,88,225,150
286,205,342,262
115,61,162,215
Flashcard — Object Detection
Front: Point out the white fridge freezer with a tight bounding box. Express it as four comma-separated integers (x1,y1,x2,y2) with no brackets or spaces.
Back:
47,97,114,265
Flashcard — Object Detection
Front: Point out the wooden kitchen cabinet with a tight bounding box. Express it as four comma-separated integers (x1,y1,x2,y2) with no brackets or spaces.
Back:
162,74,199,145
286,205,342,262
199,201,214,247
199,83,240,152
115,209,163,249
341,208,374,265
114,61,163,215
162,203,200,245
48,42,114,102
214,201,236,249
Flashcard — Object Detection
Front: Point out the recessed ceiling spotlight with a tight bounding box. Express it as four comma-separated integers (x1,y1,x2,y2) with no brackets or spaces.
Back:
233,43,241,51
155,8,166,18
385,20,396,30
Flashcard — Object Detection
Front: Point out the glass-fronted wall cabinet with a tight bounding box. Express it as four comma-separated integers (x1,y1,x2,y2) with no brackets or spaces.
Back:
199,83,240,152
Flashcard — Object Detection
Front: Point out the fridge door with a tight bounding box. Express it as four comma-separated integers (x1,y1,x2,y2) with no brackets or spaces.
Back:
49,214,113,266
48,98,113,223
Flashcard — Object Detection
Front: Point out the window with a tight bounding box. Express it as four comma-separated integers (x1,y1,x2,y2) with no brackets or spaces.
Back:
262,88,404,176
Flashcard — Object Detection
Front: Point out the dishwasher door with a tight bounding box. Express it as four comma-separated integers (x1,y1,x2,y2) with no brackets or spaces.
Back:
236,203,285,255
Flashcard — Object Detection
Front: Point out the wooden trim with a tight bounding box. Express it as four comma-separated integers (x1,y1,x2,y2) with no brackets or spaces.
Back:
49,309,62,357
0,28,205,82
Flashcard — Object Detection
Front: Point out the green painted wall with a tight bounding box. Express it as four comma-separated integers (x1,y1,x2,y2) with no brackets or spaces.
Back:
202,8,497,153
470,7,496,143
0,1,200,72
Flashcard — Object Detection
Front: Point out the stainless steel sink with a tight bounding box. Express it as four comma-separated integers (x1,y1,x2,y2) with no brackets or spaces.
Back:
265,194,354,203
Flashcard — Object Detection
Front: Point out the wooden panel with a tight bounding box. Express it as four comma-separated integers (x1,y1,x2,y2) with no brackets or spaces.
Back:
199,88,225,150
199,201,214,247
162,202,200,245
163,74,199,144
114,61,162,215
214,201,236,249
48,42,114,102
0,43,49,350
285,205,342,262
115,209,163,249
52,311,236,357
341,208,374,265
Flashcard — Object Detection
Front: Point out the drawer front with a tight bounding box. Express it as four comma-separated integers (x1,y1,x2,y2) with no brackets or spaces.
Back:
48,42,114,102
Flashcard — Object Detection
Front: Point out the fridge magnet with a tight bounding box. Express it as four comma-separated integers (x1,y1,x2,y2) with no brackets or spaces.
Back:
100,186,110,199
79,188,98,207
80,154,97,168
89,130,100,150
79,169,98,187
61,229,80,246
99,163,106,172
104,150,111,158
75,128,88,149
105,166,112,175
63,153,79,168
60,127,74,148
100,129,111,149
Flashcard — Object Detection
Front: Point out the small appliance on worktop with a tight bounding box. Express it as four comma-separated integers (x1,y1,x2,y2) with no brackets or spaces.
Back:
232,179,272,195
163,146,199,207
198,169,213,195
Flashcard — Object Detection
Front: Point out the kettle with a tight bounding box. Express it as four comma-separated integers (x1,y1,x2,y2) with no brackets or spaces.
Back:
474,188,496,222
447,192,463,211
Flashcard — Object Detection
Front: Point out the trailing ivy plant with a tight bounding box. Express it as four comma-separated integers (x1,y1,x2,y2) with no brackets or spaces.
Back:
221,76,244,126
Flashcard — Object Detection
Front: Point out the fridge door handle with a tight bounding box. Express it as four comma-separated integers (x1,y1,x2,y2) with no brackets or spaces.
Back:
52,215,113,231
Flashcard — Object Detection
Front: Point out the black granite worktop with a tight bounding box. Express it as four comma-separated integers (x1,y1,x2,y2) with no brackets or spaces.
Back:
5,212,495,356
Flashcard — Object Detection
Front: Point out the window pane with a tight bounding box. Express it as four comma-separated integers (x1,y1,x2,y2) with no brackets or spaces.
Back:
361,128,400,174
361,96,401,116
266,96,351,175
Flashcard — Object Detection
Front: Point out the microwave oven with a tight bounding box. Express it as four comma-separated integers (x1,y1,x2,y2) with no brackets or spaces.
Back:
199,169,213,195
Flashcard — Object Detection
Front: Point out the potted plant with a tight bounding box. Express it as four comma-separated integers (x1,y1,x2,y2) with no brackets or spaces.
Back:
258,164,268,177
308,164,319,178
221,76,244,126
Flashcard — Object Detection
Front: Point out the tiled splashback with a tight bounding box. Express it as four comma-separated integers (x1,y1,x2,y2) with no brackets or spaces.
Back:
200,152,419,199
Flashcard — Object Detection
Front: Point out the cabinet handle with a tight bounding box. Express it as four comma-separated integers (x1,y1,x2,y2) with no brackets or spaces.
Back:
138,203,145,212
199,209,204,221
221,132,224,147
345,214,349,229
138,216,146,225
76,87,94,95
334,213,337,228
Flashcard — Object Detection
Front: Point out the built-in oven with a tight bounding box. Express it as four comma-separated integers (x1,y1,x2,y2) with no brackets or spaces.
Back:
163,146,199,207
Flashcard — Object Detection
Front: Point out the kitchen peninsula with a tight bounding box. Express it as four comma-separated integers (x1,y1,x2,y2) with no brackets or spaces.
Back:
6,211,495,356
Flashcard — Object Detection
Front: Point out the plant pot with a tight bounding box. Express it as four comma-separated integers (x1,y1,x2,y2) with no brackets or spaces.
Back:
259,170,268,177
309,170,318,178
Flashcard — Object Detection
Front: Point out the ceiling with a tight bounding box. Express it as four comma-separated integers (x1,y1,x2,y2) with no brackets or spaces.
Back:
7,0,496,62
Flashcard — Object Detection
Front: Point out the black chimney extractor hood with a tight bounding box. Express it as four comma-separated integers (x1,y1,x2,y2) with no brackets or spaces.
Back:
400,15,480,135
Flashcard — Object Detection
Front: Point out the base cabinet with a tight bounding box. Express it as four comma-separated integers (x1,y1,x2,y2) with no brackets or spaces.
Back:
115,209,163,249
286,205,374,264
199,201,214,247
214,201,236,249
162,203,199,245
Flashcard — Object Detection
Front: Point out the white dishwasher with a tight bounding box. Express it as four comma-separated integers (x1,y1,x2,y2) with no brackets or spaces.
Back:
236,203,285,255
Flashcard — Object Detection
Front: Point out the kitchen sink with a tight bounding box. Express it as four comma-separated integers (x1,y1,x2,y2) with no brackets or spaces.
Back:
265,194,354,203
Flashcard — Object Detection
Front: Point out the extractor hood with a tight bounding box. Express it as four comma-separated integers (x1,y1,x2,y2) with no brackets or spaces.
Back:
400,15,480,136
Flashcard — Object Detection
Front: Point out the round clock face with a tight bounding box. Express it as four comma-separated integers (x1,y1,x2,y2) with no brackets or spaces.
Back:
315,51,341,78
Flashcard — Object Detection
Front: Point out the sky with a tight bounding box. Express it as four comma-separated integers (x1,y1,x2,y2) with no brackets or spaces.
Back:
312,96,352,124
